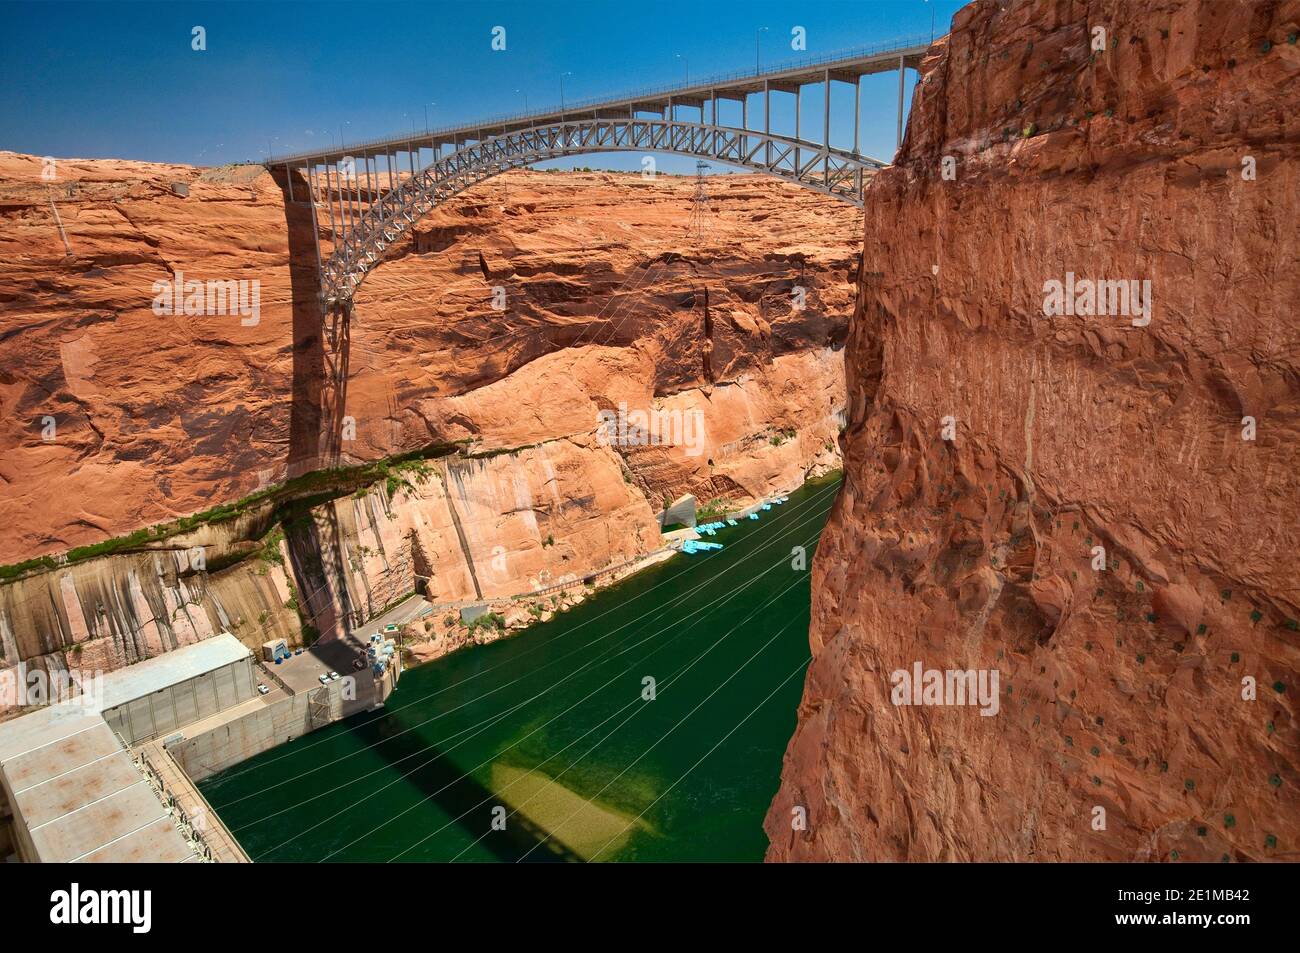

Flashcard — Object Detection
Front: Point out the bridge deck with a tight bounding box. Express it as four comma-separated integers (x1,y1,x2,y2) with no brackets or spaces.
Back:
268,36,931,167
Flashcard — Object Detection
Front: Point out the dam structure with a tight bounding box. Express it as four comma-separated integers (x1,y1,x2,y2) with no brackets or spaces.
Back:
0,629,403,862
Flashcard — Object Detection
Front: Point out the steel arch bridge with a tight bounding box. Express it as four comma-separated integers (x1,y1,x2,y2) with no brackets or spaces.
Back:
267,36,930,308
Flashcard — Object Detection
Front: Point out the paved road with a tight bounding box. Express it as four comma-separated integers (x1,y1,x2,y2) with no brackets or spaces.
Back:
264,594,431,694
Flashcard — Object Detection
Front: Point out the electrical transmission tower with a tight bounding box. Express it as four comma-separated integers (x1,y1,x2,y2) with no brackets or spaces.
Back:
686,161,713,244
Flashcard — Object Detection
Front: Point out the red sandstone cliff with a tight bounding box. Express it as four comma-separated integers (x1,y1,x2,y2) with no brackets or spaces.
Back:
767,0,1299,861
0,160,853,564
0,160,854,684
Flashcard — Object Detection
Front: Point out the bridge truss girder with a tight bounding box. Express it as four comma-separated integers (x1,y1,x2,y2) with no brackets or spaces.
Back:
305,119,883,306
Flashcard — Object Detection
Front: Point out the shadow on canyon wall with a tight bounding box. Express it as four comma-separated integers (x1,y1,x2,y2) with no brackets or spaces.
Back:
269,167,349,477
267,168,356,651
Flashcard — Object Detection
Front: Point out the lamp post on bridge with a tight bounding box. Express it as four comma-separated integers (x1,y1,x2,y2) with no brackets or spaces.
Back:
755,26,768,73
675,53,688,84
515,88,528,114
424,102,436,133
560,71,572,119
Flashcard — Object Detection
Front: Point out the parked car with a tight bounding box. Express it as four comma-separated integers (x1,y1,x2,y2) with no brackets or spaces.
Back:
257,684,271,696
328,671,341,681
318,674,330,685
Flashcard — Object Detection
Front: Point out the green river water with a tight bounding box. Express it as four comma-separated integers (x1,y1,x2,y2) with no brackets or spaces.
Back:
200,473,842,862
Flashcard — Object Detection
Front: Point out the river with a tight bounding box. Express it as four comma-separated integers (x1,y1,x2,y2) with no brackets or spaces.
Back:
199,473,841,862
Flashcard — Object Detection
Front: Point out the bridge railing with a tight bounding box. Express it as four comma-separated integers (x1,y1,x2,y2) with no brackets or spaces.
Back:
266,33,933,164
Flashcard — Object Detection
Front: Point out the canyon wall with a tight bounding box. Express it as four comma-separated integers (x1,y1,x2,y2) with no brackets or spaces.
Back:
767,0,1299,861
0,159,852,696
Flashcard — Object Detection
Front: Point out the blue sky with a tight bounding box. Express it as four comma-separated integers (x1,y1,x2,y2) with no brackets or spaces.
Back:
1,0,965,173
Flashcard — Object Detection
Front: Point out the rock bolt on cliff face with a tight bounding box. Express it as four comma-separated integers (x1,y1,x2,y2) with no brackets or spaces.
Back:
767,0,1300,861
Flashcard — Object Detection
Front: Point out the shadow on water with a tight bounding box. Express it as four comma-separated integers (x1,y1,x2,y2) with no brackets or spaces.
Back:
346,706,583,862
202,468,843,862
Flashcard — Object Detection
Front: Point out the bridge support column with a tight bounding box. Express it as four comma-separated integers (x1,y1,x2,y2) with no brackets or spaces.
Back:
763,79,770,168
324,162,337,251
823,68,831,185
306,163,323,279
342,160,353,243
853,77,860,155
794,84,800,176
330,161,340,236
351,155,360,230
896,54,906,151
349,155,359,236
362,153,369,224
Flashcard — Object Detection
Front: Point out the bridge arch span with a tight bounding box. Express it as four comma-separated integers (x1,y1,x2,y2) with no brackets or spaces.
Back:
312,118,882,305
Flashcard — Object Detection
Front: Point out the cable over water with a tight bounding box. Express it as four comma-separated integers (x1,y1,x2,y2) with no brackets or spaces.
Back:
201,473,841,862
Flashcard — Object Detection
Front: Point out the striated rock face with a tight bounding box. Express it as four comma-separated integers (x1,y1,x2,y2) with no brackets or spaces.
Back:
0,540,300,687
0,158,853,564
767,0,1299,861
0,156,854,695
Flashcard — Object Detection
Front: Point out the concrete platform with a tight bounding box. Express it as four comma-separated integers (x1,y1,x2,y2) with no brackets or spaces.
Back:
0,705,194,863
268,594,427,694
138,739,248,863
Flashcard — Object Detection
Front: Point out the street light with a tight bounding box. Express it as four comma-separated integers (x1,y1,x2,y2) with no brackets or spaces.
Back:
755,26,769,73
424,102,436,132
560,71,572,117
675,53,688,84
515,88,529,113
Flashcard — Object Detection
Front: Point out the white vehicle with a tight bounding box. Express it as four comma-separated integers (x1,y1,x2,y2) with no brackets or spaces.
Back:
256,684,270,696
328,671,341,681
318,674,330,685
